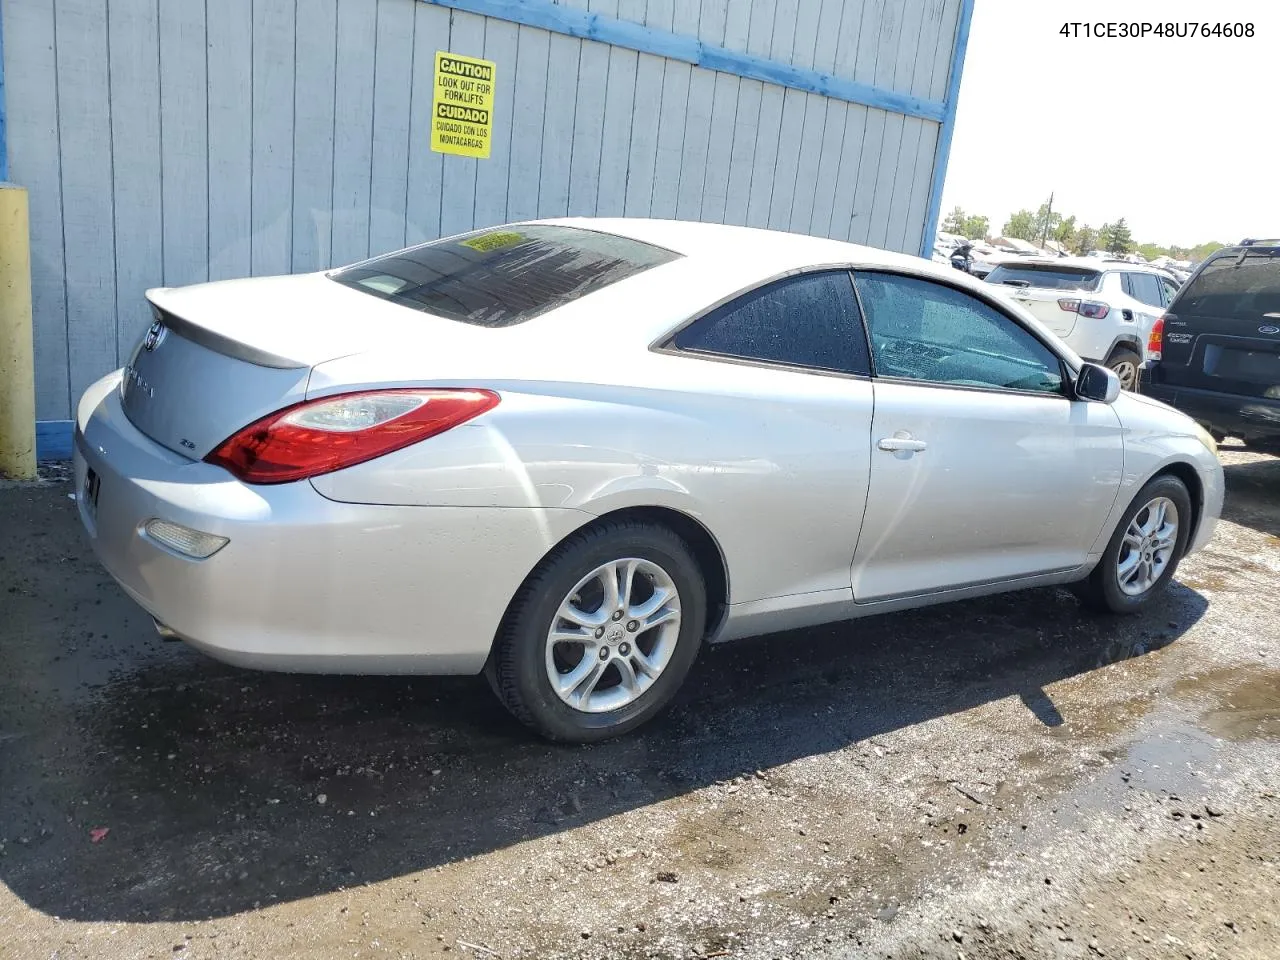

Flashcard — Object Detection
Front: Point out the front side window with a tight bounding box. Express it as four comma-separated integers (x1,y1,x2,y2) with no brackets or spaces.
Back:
1159,276,1180,307
671,271,870,375
854,272,1065,395
330,224,681,327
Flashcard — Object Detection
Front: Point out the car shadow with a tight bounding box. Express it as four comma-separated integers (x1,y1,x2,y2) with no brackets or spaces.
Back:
1221,453,1280,538
0,575,1207,923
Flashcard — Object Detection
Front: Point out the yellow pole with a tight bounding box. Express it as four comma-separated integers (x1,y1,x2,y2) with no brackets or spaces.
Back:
0,183,37,480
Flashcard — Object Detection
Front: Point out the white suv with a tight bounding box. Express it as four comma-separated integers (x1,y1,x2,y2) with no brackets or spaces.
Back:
984,258,1181,389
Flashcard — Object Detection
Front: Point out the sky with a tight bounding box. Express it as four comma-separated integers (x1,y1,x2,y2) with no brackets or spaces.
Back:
939,0,1280,248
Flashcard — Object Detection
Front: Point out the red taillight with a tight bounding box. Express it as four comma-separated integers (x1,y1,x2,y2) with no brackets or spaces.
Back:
1057,299,1109,317
205,389,500,484
1148,315,1165,360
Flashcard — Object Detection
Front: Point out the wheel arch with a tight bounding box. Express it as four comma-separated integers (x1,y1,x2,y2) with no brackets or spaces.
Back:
1152,460,1205,550
495,504,731,650
1103,336,1143,364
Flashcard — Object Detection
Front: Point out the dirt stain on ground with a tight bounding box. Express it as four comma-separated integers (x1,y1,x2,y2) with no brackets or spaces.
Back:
1175,665,1280,743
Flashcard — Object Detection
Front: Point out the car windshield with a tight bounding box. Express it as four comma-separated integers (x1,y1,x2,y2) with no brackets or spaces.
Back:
1175,252,1280,318
985,264,1101,292
329,224,682,327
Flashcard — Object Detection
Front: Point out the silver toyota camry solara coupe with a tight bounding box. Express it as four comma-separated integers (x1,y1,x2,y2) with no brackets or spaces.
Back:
74,218,1224,741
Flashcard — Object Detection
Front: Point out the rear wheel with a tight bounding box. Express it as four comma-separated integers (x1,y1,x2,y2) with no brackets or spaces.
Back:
1073,475,1192,614
489,520,706,742
1107,347,1142,391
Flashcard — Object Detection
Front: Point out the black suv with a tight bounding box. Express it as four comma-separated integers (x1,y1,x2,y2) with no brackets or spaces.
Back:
1142,239,1280,443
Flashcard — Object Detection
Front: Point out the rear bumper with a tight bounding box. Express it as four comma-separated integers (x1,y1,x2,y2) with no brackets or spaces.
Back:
1140,375,1280,440
73,372,589,674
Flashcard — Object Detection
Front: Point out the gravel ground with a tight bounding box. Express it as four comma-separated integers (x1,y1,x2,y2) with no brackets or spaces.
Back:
1,444,1277,960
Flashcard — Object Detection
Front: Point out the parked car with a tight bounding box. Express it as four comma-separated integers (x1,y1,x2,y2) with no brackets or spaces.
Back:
73,219,1224,742
966,244,1007,279
1142,239,1280,444
984,257,1181,390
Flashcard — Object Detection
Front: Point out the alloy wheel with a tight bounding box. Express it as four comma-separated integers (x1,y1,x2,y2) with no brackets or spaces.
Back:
545,558,682,713
1111,359,1138,390
1116,496,1179,596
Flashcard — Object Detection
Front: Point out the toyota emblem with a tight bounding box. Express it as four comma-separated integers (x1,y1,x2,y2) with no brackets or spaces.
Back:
143,319,167,352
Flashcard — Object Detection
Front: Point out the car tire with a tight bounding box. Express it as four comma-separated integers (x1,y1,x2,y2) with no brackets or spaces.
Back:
1107,347,1143,392
489,519,707,742
1072,474,1192,614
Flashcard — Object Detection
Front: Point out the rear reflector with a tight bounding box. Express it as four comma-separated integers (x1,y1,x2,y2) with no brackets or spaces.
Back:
142,519,229,559
1148,315,1165,361
205,388,500,484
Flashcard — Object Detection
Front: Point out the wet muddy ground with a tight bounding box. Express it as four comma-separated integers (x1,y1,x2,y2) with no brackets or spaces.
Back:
2,445,1278,959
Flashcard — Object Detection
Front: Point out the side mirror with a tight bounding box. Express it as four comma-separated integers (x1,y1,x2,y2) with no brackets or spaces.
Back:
1076,362,1121,403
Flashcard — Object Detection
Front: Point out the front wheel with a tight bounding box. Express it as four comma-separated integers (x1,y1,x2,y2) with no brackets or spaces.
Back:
1107,347,1143,392
1073,475,1192,614
488,519,707,742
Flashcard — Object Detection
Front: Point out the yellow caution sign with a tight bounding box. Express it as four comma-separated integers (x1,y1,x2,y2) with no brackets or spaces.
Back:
431,51,496,159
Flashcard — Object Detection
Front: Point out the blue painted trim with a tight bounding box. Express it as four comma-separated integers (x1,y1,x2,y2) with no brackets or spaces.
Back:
920,0,975,257
0,1,8,182
419,0,947,123
37,421,74,461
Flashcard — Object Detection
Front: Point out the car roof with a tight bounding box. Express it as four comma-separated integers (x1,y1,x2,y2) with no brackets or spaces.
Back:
532,216,938,276
1212,240,1280,257
989,255,1174,275
503,216,1019,341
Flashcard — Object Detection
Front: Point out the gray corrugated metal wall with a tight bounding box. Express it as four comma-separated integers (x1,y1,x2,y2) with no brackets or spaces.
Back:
1,0,961,421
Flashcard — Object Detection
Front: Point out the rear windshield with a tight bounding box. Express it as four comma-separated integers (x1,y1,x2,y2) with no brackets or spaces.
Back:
1175,252,1280,318
330,224,682,327
985,264,1101,292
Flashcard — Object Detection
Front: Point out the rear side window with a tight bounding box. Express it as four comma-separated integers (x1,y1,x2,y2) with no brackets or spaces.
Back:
330,225,681,327
671,271,870,375
984,264,1101,292
1127,272,1164,308
1175,253,1280,318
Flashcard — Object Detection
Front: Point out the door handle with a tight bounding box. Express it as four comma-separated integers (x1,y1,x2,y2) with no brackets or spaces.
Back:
878,434,928,453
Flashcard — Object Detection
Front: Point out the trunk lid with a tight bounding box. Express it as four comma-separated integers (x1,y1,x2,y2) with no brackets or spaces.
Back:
121,273,491,459
1159,251,1280,396
984,261,1106,339
998,286,1077,338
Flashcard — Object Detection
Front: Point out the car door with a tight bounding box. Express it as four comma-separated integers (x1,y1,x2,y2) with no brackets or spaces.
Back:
849,271,1126,602
664,268,876,609
1125,272,1166,346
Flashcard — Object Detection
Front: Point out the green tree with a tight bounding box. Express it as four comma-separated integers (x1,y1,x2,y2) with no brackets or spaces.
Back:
962,214,989,240
1033,200,1062,246
1002,209,1037,241
942,206,969,235
1137,242,1168,261
942,207,990,240
1189,241,1225,263
1075,224,1099,255
1104,217,1133,255
1054,215,1077,249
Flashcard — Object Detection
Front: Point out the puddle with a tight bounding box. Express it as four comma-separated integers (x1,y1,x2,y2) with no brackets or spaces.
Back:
1174,665,1280,743
1036,666,1280,828
1195,674,1280,742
